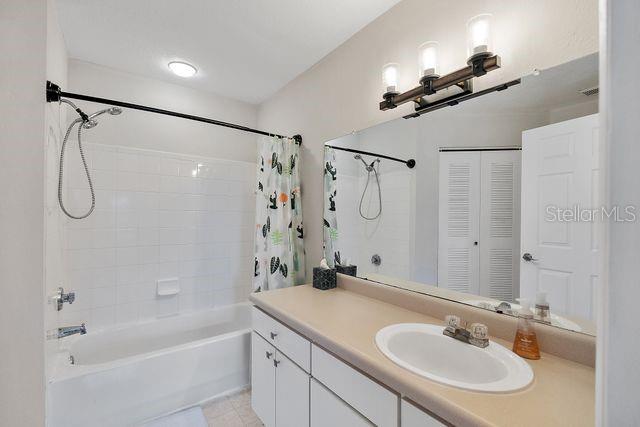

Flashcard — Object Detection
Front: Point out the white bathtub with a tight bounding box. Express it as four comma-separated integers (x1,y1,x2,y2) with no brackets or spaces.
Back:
47,303,251,427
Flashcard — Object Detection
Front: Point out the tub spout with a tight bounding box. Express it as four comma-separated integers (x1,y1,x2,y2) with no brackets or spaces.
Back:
56,323,87,339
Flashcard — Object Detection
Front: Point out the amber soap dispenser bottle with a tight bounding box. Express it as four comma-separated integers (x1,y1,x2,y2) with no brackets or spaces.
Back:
512,298,541,360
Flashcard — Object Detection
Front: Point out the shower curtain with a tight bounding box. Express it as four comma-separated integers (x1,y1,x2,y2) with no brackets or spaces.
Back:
253,136,305,292
323,147,341,268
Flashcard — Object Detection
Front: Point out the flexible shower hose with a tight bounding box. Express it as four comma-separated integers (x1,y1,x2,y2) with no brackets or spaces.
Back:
58,118,96,219
358,163,382,220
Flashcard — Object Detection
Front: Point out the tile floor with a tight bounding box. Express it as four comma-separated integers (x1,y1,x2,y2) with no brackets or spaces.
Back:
202,389,263,427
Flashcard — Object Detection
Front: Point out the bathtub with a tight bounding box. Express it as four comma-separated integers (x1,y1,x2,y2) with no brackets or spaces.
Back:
47,303,251,427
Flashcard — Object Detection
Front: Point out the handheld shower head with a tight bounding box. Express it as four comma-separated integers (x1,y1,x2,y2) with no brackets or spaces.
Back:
82,107,123,128
354,154,369,169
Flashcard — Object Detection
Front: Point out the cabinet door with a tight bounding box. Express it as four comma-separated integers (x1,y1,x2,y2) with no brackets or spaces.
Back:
401,399,446,427
275,351,310,427
310,379,372,427
251,332,276,427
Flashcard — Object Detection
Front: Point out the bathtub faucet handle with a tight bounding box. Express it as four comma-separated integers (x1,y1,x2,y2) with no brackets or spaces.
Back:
265,351,273,359
270,332,278,340
273,359,280,367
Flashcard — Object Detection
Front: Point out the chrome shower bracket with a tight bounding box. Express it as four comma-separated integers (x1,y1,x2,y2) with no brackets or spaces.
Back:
52,287,76,311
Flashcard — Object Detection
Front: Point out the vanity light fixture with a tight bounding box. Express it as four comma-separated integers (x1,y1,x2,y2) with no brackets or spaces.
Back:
418,41,440,81
168,61,197,78
381,63,400,103
380,13,503,114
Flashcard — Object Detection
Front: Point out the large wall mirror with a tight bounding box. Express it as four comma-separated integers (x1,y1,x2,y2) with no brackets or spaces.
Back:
323,53,599,335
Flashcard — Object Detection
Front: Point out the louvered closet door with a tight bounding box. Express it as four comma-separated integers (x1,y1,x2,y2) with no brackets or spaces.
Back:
438,152,481,294
479,151,521,301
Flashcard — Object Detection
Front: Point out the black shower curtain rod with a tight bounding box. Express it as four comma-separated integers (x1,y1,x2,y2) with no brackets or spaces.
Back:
45,81,302,144
324,144,416,169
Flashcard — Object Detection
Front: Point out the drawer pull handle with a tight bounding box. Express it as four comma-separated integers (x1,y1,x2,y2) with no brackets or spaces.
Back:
273,359,281,367
265,351,273,359
270,332,278,340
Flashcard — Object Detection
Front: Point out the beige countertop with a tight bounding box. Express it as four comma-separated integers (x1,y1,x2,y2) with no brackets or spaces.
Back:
250,285,594,427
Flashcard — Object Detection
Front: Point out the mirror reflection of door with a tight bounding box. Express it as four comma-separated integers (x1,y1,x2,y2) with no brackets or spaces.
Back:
438,149,521,301
520,114,600,321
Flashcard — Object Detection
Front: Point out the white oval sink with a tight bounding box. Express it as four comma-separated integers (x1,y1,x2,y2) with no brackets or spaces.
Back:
375,323,533,393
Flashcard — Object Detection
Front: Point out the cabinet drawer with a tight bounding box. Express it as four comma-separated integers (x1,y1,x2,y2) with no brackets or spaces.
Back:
311,379,372,427
311,345,398,427
401,399,446,427
252,306,311,373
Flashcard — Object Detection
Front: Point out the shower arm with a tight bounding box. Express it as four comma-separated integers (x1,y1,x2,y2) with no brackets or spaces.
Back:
325,145,416,169
46,81,302,144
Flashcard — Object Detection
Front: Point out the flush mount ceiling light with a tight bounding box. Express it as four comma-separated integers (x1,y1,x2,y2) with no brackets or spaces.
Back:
380,13,513,118
168,61,197,78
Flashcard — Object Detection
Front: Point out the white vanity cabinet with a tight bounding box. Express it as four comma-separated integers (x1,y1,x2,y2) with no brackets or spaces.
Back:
310,379,372,426
251,307,311,427
401,399,447,427
251,306,447,427
251,332,310,427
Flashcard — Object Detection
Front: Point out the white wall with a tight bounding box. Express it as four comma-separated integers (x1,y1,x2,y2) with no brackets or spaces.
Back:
0,1,47,425
67,60,259,162
599,0,640,424
45,0,68,379
258,0,599,277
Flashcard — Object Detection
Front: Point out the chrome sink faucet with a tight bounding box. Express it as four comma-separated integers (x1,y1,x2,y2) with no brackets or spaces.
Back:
56,323,87,339
443,315,489,348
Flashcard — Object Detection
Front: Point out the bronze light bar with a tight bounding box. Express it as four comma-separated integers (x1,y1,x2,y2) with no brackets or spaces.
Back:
380,55,501,111
403,78,521,119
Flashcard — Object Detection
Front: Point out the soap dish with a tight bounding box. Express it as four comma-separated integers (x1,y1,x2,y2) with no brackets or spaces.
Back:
157,278,180,296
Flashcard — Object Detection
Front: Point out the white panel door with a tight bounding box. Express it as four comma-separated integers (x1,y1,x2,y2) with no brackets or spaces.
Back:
310,379,372,427
275,351,310,427
479,151,521,301
521,114,600,320
438,152,481,294
251,332,276,427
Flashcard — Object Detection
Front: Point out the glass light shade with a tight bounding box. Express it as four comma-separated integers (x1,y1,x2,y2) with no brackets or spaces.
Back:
466,14,493,58
418,41,439,77
168,61,197,77
382,63,399,93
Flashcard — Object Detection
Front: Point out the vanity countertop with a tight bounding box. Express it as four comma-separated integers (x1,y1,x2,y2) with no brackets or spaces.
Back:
249,284,594,427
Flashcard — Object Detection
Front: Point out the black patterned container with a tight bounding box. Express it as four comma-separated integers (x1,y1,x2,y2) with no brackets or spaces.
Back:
335,265,357,277
312,267,337,290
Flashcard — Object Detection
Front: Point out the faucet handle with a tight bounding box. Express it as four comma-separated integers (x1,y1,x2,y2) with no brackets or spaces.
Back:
445,315,461,329
469,323,488,340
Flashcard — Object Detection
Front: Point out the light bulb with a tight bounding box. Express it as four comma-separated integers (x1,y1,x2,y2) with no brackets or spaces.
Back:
418,41,439,78
382,63,399,94
466,14,493,59
168,61,197,78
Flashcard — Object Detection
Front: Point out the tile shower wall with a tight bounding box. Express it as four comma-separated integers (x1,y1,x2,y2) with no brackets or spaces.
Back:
333,154,413,280
60,143,255,329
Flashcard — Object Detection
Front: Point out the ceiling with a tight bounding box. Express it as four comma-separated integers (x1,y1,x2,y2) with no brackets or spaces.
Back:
56,0,402,104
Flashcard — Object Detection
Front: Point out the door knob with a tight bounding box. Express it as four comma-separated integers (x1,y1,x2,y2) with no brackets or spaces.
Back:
522,253,538,262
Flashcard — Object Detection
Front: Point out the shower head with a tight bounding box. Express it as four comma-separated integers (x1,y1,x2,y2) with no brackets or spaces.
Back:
354,154,369,168
88,107,122,120
82,107,123,128
354,154,380,171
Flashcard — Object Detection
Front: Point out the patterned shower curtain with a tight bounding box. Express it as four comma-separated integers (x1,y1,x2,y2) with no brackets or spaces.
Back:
253,136,305,292
323,147,341,267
